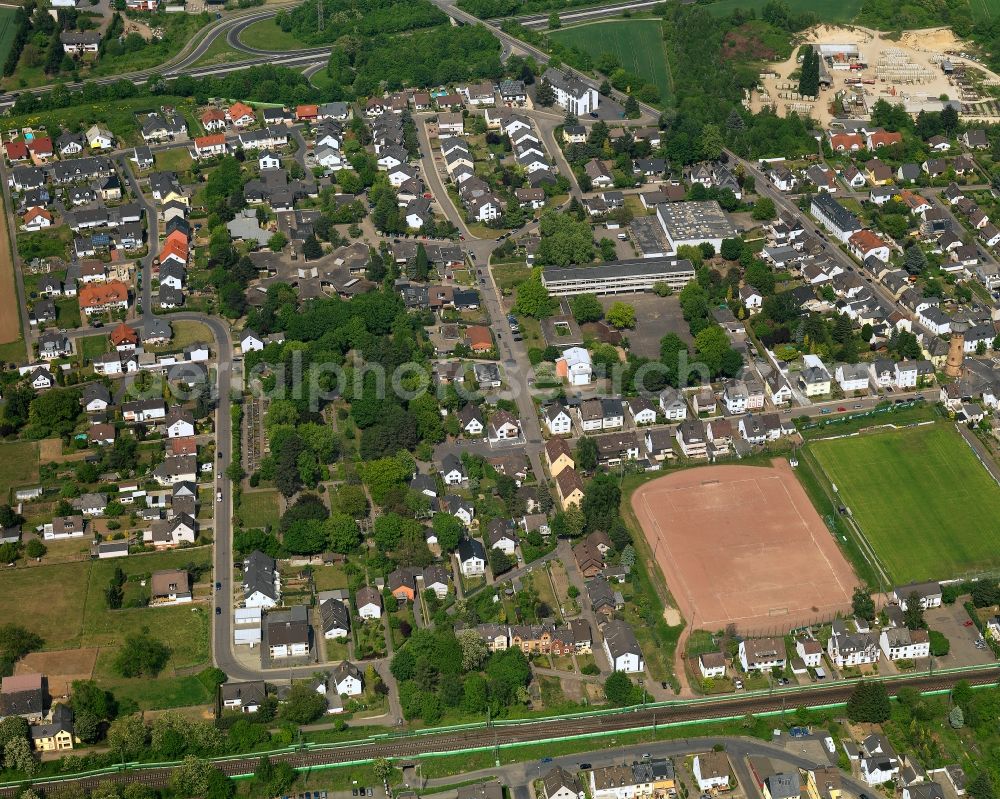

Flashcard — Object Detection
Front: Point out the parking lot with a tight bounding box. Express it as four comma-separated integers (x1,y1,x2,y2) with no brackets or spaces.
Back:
925,600,996,668
598,293,693,359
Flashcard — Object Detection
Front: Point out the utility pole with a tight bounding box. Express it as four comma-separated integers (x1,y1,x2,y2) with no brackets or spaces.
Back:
317,0,324,32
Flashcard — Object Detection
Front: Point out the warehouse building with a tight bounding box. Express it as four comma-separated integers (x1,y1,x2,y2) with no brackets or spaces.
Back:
655,201,737,255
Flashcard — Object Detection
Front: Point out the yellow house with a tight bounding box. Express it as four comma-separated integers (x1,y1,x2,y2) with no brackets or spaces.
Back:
162,190,189,207
545,437,575,478
31,705,78,752
806,767,842,799
555,467,585,510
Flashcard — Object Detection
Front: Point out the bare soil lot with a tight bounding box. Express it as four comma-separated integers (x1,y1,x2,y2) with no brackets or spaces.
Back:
631,461,858,635
16,648,99,697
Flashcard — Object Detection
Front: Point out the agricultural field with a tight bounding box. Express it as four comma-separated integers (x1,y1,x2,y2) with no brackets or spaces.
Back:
970,0,1000,21
706,0,864,22
809,423,1000,584
0,8,18,69
549,19,672,103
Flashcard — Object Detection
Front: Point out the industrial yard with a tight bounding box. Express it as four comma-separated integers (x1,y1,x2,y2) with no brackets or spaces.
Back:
751,25,1000,126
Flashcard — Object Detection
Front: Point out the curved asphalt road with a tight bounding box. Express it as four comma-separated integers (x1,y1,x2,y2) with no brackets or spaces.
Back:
0,7,286,110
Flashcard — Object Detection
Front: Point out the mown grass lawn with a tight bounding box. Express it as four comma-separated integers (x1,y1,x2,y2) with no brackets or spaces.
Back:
239,489,281,529
146,319,213,352
0,561,89,649
78,334,109,363
810,422,1000,583
0,440,39,502
237,18,312,51
55,298,81,330
154,147,194,174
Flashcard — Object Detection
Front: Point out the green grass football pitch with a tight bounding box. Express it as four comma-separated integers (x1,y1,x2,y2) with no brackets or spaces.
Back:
810,422,1000,584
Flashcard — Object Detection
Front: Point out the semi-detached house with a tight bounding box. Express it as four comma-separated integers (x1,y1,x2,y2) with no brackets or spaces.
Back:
880,627,930,661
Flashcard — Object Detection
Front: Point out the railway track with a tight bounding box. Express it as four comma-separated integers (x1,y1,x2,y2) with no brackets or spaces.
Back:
6,667,998,795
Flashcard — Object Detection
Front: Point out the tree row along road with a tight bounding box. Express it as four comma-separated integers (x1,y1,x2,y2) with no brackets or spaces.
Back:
2,667,998,795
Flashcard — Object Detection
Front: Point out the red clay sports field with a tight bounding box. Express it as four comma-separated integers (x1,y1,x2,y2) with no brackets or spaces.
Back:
630,461,858,635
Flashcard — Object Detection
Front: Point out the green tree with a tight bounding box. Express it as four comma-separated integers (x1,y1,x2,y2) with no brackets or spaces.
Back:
373,757,393,785
700,123,724,161
929,630,950,656
513,271,557,318
968,773,995,799
903,592,927,630
456,629,489,671
604,671,636,706
720,238,743,261
845,680,891,723
335,484,369,518
4,736,35,775
432,513,463,552
570,293,604,324
606,302,636,329
71,680,117,726
576,436,598,472
112,632,170,677
694,325,734,376
490,548,514,575
267,232,287,252
302,235,323,260
535,211,594,267
106,714,148,759
851,587,875,622
0,505,23,529
535,79,555,107
205,769,236,799
904,244,927,275
547,11,560,28
745,260,776,294
171,756,215,798
414,243,430,281
0,716,29,765
280,683,328,724
581,472,621,533
798,44,819,97
326,513,361,554
751,197,776,220
283,519,328,555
